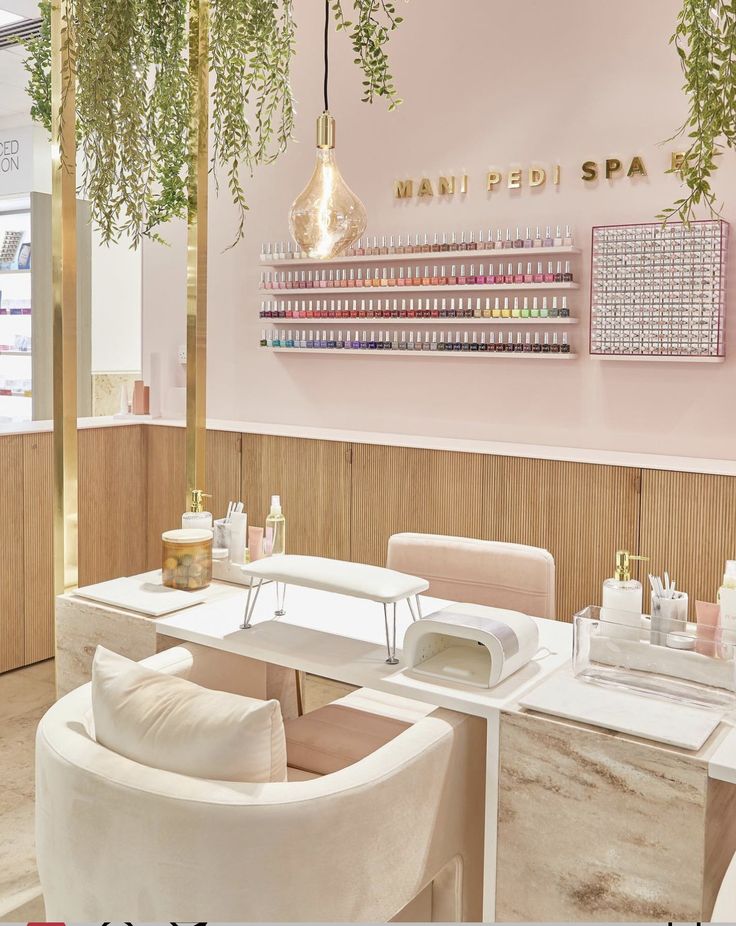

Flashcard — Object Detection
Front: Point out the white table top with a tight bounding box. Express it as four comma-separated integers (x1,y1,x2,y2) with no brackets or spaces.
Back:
155,583,573,719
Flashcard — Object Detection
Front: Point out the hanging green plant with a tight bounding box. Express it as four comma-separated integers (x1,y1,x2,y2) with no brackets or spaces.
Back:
660,0,736,223
23,0,404,246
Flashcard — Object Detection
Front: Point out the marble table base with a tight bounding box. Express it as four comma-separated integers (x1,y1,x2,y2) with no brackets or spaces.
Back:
495,710,736,921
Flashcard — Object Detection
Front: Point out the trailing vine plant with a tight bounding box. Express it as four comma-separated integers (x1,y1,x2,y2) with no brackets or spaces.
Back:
24,0,405,247
661,0,736,223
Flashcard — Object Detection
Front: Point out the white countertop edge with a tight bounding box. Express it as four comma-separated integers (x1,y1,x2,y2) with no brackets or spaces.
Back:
1,413,735,476
149,417,736,476
708,724,736,783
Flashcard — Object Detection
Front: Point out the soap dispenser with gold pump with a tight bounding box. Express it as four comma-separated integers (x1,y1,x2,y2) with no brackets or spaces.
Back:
601,549,648,639
182,489,213,532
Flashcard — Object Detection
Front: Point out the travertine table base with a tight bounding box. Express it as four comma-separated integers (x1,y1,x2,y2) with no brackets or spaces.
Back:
495,709,736,922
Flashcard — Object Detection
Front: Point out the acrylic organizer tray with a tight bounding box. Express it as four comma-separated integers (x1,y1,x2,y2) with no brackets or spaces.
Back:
573,605,736,710
589,219,728,361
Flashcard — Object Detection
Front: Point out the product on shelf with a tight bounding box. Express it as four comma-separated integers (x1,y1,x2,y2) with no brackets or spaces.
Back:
0,230,24,267
590,220,727,360
259,327,571,355
261,224,575,261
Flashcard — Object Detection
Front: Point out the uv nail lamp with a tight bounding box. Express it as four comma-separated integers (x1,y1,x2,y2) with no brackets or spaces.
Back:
402,604,539,689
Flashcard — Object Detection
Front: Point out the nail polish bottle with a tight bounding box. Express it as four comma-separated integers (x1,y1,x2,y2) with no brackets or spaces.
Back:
351,330,360,349
449,231,458,252
454,331,462,351
406,298,415,319
379,268,388,287
514,333,524,352
391,330,399,350
467,231,477,252
554,261,564,283
458,265,467,286
327,330,336,349
533,262,544,284
563,261,573,282
302,300,310,319
398,299,407,318
377,329,386,350
329,300,337,319
438,298,447,318
422,330,431,351
477,229,485,251
543,225,554,247
523,332,532,353
563,225,574,247
436,265,446,285
549,296,559,318
391,299,399,318
502,297,511,319
459,231,467,251
533,332,542,353
470,331,479,351
496,332,506,353
395,267,404,288
544,261,555,283
421,297,431,318
560,297,570,318
464,297,474,318
503,228,513,249
446,298,455,319
357,299,365,319
495,228,504,250
415,331,424,351
561,332,570,353
431,265,439,286
475,263,486,285
430,332,438,352
358,329,367,349
336,329,345,349
505,262,515,284
354,238,365,256
305,329,314,348
439,232,449,253
524,226,533,249
423,233,433,254
492,297,501,318
260,328,267,347
521,297,530,318
320,329,328,349
512,297,521,318
551,332,560,353
380,236,389,255
366,330,375,349
530,297,540,318
523,261,534,284
553,225,563,247
447,265,457,286
474,297,482,319
412,265,421,286
483,298,492,318
431,298,439,318
488,332,496,351
437,331,445,351
507,332,515,352
540,297,549,318
542,333,551,353
514,262,525,284
373,236,381,255
398,330,407,351
513,226,524,248
478,332,487,351
387,268,396,287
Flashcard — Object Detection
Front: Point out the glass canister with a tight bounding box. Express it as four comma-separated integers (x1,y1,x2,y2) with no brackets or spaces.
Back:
162,528,213,590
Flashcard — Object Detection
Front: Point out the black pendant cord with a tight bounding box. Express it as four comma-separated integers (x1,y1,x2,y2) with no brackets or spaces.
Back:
323,0,329,111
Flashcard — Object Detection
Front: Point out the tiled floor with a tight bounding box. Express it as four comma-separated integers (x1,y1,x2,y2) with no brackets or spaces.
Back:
0,659,56,922
0,660,352,922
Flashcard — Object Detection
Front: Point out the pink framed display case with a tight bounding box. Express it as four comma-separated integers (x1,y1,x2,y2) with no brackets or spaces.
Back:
589,219,728,362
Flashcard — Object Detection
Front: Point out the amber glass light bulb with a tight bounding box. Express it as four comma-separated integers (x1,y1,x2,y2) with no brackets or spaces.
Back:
289,112,367,260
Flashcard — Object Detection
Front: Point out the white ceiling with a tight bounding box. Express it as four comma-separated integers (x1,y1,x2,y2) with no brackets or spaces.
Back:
0,4,36,125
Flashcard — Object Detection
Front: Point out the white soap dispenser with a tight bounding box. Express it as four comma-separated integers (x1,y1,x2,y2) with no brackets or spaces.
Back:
182,489,213,531
601,549,648,639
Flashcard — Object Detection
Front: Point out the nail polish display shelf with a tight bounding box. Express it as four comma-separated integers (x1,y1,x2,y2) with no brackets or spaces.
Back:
268,348,575,360
265,283,580,296
261,316,579,326
0,268,31,275
260,246,582,267
595,354,725,364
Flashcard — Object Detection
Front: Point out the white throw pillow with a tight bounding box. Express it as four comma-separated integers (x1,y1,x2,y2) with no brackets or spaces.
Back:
91,646,287,782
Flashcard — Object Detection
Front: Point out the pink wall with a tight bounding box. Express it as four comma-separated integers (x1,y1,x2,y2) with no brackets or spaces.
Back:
142,0,736,458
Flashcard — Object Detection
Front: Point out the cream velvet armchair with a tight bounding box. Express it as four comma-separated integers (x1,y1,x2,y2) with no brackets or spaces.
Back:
36,643,485,922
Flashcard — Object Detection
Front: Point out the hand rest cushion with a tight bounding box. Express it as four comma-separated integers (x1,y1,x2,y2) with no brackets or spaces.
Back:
91,646,287,782
240,554,429,603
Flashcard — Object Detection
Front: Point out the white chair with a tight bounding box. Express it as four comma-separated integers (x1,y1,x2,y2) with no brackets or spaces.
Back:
36,643,485,922
387,532,556,619
712,851,736,921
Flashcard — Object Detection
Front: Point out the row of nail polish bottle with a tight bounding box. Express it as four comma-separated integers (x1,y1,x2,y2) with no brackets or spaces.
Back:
259,261,574,290
261,329,571,353
261,225,575,260
259,295,571,320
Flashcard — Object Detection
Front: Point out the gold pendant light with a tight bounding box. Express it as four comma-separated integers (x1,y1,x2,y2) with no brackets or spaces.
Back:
289,2,366,260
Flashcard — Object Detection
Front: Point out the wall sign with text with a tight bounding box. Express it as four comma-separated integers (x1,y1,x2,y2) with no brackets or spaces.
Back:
394,152,687,199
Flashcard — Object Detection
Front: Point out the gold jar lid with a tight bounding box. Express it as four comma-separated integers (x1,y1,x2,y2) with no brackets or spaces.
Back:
162,528,213,543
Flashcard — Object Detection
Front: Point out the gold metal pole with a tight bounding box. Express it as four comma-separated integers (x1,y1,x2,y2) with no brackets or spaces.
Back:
51,0,78,594
185,0,209,508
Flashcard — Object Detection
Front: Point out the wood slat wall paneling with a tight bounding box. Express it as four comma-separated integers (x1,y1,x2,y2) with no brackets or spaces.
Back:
349,444,486,567
78,426,148,586
145,427,242,568
22,432,53,665
640,470,736,619
480,457,642,622
0,435,25,671
242,434,351,559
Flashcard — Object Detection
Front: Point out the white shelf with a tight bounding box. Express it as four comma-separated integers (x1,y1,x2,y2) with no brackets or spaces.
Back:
268,347,575,360
593,354,724,364
0,351,32,357
262,283,579,296
0,269,31,275
262,316,579,326
260,246,582,267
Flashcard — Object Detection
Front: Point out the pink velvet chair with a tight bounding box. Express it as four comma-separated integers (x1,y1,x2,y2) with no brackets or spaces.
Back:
386,533,556,620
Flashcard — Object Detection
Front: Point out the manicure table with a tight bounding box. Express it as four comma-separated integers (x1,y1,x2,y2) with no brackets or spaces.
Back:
56,567,736,922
